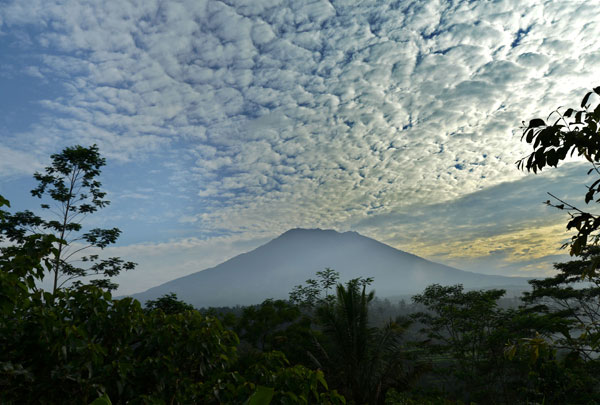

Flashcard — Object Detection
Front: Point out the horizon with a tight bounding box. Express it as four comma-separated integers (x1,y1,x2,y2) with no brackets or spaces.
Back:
1,0,599,295
128,226,533,308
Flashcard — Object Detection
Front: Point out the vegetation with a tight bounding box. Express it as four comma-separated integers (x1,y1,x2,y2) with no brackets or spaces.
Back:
144,292,195,314
4,87,600,404
0,145,135,292
0,193,345,404
518,86,600,258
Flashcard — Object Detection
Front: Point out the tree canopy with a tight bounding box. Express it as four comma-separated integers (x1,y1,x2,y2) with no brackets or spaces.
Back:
0,145,136,292
518,86,600,259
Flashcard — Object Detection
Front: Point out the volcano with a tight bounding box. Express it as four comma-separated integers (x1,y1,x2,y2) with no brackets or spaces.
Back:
130,228,529,307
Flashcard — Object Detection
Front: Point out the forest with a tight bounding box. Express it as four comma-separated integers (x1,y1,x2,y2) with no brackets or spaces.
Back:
2,88,600,404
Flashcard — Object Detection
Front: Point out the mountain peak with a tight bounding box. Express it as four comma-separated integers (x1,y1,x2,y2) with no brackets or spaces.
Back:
131,228,530,307
280,227,338,235
278,228,360,238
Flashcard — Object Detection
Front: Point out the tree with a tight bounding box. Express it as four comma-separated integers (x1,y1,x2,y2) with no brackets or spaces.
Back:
507,250,600,404
517,86,600,260
289,273,415,403
289,267,340,308
1,195,346,404
412,284,515,402
0,145,136,292
0,196,58,308
315,277,411,405
145,293,195,314
523,247,600,361
316,267,339,299
236,299,303,352
512,85,600,402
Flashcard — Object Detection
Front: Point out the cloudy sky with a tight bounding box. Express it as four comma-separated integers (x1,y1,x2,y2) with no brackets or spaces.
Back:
1,0,599,295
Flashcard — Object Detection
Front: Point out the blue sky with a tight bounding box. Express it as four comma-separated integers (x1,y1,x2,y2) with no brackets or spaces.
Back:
1,0,599,295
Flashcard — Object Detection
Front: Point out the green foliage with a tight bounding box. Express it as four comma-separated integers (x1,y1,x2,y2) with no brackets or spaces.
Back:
289,268,340,308
513,247,600,403
1,283,238,403
317,268,340,298
524,247,600,359
384,389,468,405
412,284,525,403
217,351,345,404
0,195,10,209
1,194,345,404
409,282,600,404
89,393,112,405
0,144,136,292
514,86,600,403
0,197,58,294
517,86,600,258
235,298,316,368
412,284,507,357
1,270,343,404
247,385,275,405
145,292,195,314
317,277,375,385
315,277,412,405
237,299,301,350
0,195,61,392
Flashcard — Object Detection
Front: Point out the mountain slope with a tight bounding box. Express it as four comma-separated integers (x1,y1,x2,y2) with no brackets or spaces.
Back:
130,228,530,307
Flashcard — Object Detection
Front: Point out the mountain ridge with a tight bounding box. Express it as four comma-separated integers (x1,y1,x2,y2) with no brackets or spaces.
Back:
130,228,530,307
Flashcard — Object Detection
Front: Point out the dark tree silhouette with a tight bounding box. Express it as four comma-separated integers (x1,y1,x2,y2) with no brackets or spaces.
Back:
518,86,600,263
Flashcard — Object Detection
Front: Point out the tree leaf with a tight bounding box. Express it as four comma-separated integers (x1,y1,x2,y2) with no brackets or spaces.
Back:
525,128,535,143
247,386,275,405
89,393,112,405
529,118,546,128
582,91,593,108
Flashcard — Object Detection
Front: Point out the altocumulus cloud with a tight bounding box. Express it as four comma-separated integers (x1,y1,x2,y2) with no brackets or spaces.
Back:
1,0,600,288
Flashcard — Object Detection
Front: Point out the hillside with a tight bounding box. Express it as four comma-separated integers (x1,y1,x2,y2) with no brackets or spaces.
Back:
130,228,530,307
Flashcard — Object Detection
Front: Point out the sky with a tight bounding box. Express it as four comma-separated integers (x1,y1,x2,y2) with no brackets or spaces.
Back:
1,0,600,295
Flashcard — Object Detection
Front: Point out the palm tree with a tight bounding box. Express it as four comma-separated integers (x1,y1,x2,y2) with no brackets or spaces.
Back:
316,278,411,404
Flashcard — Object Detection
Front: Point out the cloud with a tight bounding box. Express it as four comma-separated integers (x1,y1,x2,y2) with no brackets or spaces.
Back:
353,162,592,276
1,0,600,287
0,145,44,177
106,234,270,295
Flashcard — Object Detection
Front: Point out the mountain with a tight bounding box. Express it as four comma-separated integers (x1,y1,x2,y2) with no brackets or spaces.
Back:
130,228,530,308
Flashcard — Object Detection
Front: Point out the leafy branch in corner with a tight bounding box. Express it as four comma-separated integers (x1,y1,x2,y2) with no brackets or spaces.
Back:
517,86,600,263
